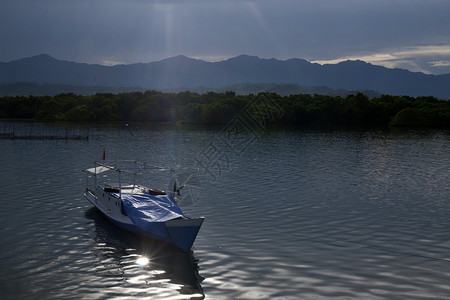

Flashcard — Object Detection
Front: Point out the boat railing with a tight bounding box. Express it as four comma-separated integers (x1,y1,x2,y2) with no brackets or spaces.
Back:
85,160,175,199
85,188,95,196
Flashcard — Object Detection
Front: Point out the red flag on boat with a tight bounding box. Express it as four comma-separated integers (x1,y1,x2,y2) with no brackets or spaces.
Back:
102,148,105,161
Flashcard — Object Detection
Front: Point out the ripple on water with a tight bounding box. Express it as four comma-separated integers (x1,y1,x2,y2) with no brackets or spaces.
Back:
1,123,450,299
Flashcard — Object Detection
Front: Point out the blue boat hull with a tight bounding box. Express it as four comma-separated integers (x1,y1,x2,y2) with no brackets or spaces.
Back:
104,212,204,251
84,190,204,252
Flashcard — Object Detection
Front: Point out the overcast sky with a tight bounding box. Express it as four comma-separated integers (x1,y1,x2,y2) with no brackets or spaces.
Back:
1,0,450,74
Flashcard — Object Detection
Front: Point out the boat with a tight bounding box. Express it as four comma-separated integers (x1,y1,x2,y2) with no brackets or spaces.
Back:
83,161,204,252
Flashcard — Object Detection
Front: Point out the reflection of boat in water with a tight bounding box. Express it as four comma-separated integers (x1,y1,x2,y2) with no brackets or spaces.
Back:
85,207,204,298
83,161,204,252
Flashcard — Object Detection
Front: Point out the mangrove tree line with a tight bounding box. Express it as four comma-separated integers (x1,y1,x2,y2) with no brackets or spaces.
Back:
0,91,449,128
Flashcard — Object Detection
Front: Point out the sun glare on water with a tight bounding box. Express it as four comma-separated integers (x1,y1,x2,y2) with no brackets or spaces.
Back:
136,256,149,267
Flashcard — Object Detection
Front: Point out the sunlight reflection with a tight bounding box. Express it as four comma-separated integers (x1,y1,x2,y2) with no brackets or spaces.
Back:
128,274,150,285
136,256,150,267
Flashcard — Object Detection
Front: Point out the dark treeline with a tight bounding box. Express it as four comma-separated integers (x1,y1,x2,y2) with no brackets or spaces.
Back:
0,90,449,128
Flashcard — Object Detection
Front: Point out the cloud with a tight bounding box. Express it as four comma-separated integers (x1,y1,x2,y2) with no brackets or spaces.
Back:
101,59,126,66
430,61,450,67
1,0,450,75
312,45,450,74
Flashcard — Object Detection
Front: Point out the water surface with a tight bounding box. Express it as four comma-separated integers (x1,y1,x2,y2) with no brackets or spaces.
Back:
1,121,449,299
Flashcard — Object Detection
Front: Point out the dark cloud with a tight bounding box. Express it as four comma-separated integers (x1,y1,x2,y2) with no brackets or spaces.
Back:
1,0,450,74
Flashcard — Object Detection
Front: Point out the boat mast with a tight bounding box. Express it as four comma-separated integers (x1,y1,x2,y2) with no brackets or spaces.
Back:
119,170,122,198
94,165,98,188
133,160,137,187
85,170,89,191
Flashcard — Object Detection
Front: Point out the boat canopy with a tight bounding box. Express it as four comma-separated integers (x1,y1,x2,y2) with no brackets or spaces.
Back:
84,161,172,176
120,193,185,238
84,165,111,175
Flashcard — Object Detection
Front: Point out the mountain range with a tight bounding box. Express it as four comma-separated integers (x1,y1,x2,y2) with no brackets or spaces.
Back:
1,54,450,98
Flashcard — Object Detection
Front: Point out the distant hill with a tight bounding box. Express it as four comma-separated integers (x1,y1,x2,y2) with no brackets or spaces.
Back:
1,54,450,98
0,82,145,97
0,82,379,98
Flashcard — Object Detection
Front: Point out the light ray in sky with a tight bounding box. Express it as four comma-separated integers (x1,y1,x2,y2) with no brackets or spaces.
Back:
244,1,280,56
1,0,450,74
